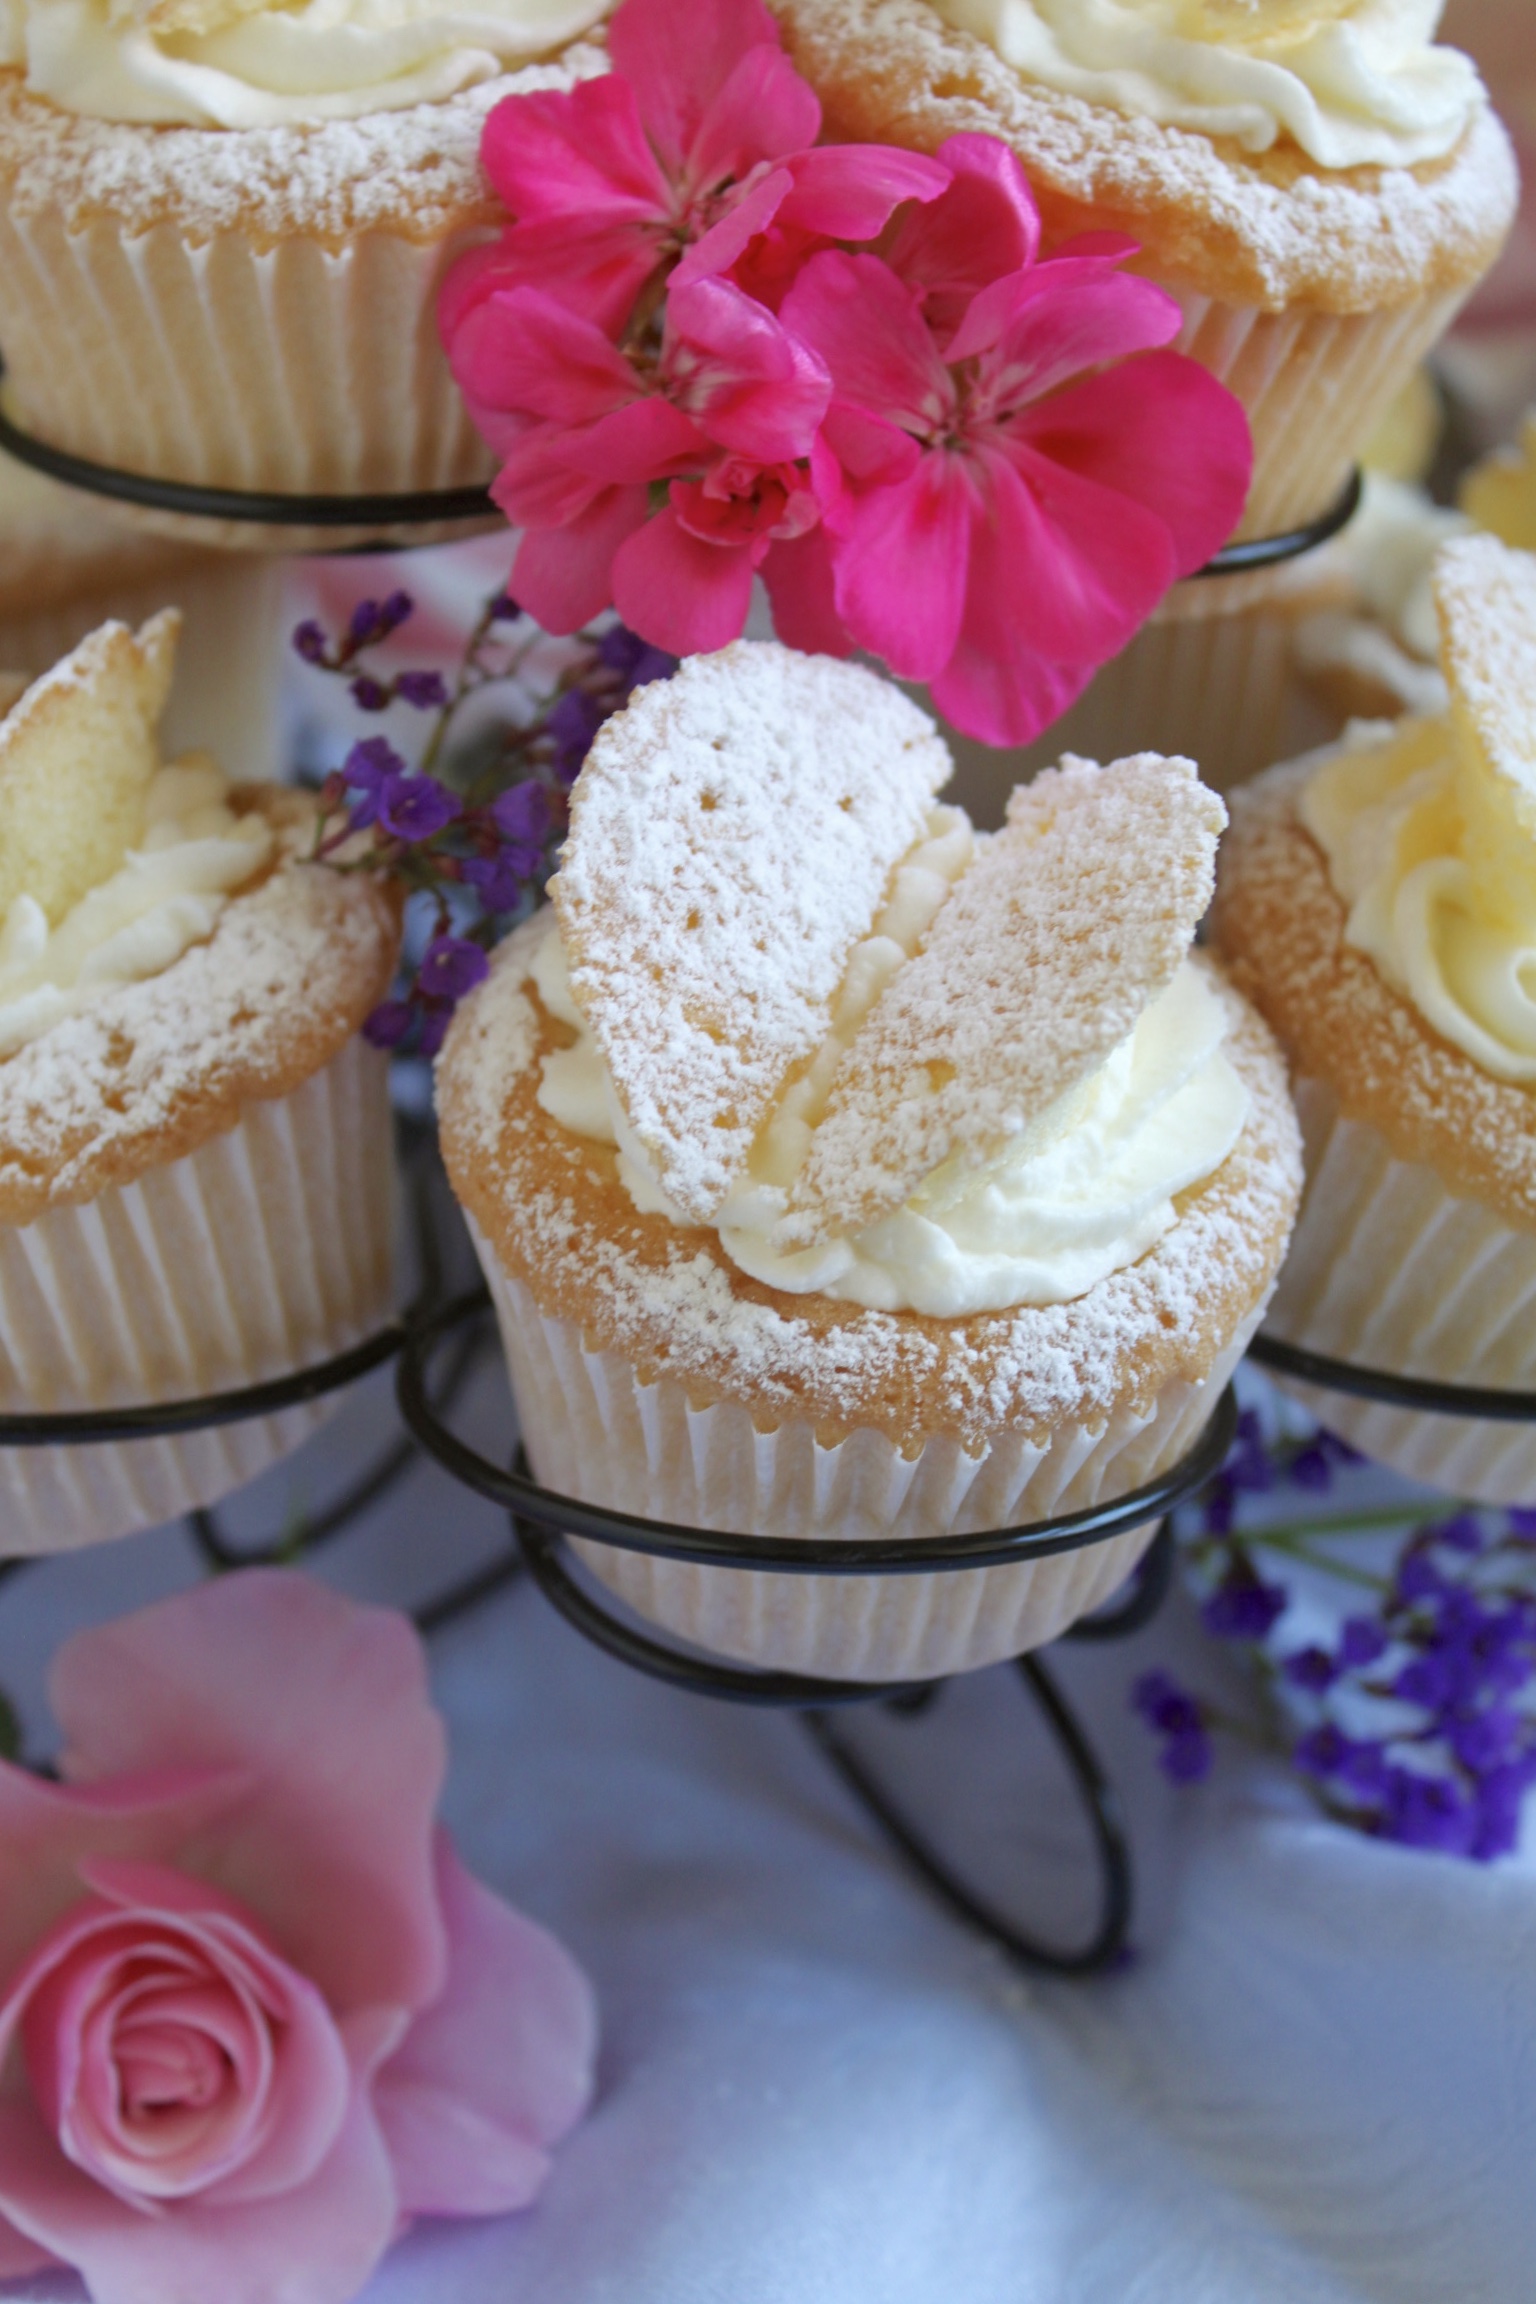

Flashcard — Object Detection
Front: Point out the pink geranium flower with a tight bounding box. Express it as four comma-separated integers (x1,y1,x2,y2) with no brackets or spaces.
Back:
439,0,946,341
776,138,1253,745
0,1573,596,2304
450,270,831,647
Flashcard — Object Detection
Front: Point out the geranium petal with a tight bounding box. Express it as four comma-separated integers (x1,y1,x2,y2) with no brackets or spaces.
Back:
762,527,855,656
611,507,757,653
511,486,650,631
373,1836,596,2219
480,78,667,221
493,420,609,529
1014,349,1253,574
777,144,949,239
948,260,1182,408
610,0,781,176
684,43,820,195
978,439,1175,659
931,625,1094,750
673,168,794,291
884,131,1040,338
553,396,712,485
442,217,664,340
49,1573,447,2019
829,447,973,682
665,274,829,462
782,251,953,435
446,285,638,424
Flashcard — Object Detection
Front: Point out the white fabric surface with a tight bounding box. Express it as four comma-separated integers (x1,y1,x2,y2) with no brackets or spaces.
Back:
1,1349,1532,2304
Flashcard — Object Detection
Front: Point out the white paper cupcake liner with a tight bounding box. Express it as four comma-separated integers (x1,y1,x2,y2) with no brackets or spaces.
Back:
1170,284,1470,538
1263,1078,1536,1504
0,206,497,549
0,1035,397,1556
473,1227,1258,1680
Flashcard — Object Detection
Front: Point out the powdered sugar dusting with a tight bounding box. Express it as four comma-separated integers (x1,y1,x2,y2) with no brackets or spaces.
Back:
1434,532,1536,793
0,804,397,1219
771,0,1517,311
0,48,607,238
792,753,1224,1237
554,642,953,1227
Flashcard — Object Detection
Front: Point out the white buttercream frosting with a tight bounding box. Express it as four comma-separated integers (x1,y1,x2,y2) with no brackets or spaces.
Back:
530,839,1249,1318
929,0,1480,168
1302,712,1536,1082
0,0,611,128
0,756,271,1059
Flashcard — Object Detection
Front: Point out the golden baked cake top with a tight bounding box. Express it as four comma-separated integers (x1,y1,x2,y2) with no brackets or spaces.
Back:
0,42,608,240
0,616,397,1218
769,0,1517,310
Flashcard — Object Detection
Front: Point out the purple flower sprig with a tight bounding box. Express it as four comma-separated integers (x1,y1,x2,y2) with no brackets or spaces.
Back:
1131,1403,1536,1862
296,588,676,1054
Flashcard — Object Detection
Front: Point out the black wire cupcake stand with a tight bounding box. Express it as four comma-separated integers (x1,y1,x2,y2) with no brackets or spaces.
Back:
0,438,1447,1980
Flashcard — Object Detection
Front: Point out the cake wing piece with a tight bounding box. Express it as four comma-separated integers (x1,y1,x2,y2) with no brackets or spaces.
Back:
0,613,178,928
1435,533,1536,855
788,753,1226,1242
553,642,953,1227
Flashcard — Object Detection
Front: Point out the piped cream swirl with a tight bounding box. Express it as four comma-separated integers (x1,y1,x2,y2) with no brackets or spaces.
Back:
0,0,611,129
1303,713,1536,1082
530,808,1249,1318
0,756,270,1059
929,0,1479,169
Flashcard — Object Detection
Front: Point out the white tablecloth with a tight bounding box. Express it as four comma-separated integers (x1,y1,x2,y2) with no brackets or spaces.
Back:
2,1354,1531,2304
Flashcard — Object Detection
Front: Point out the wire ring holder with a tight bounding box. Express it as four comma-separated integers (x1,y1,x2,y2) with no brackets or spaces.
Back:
0,413,1355,1965
0,365,1360,570
1247,1331,1536,1422
398,1285,1237,1971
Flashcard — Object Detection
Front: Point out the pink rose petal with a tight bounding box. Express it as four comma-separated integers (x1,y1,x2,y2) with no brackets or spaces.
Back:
49,1573,447,2019
374,1839,597,2220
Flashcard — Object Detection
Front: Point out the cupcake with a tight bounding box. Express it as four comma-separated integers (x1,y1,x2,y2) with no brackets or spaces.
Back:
0,612,401,1555
1287,469,1468,728
438,643,1300,1681
1211,531,1536,1503
0,0,613,541
770,0,1518,538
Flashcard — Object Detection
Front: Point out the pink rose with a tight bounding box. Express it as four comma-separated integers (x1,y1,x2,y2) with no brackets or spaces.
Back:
0,1572,596,2304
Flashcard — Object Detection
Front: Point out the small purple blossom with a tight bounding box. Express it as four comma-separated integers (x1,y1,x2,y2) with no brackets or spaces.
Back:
460,853,530,914
293,620,327,665
416,1003,453,1060
416,934,489,1005
342,737,408,829
491,779,549,848
1380,1768,1477,1856
377,775,459,844
362,999,415,1051
350,676,392,714
396,669,450,711
489,593,522,622
546,689,606,783
350,591,413,647
1340,1616,1388,1669
1283,1645,1337,1692
1132,1671,1213,1784
1202,1565,1287,1641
